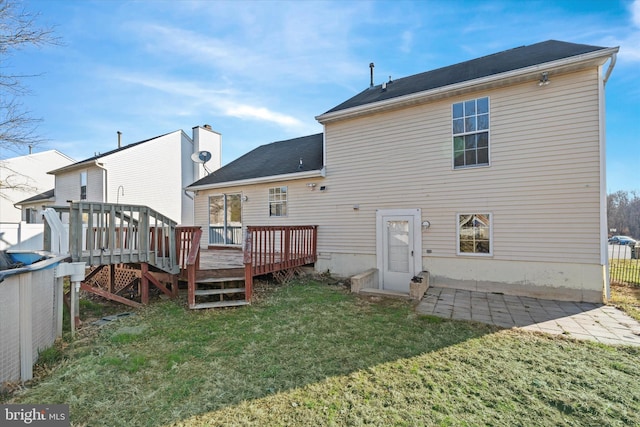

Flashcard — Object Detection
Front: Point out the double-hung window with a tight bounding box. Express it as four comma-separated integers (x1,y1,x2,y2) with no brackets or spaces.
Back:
453,97,489,168
269,187,287,217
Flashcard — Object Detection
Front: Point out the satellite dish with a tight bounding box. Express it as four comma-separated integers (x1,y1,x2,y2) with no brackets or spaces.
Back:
191,150,212,164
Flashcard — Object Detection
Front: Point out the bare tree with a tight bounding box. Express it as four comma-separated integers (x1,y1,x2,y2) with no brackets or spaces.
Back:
608,190,640,239
0,0,59,198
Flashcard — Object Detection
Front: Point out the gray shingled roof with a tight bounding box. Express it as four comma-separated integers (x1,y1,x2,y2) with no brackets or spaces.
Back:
324,40,608,114
189,133,323,187
16,189,55,205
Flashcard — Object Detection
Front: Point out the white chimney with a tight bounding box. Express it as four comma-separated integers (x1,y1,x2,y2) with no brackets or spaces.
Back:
192,125,222,181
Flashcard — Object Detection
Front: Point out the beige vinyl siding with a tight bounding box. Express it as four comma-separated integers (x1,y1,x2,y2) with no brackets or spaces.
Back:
321,68,601,265
194,178,329,247
53,173,77,205
53,166,104,205
193,68,602,270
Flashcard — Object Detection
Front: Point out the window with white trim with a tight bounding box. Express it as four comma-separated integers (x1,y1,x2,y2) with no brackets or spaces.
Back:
209,194,242,245
457,213,492,255
26,208,37,224
453,96,489,168
269,186,287,217
80,171,87,200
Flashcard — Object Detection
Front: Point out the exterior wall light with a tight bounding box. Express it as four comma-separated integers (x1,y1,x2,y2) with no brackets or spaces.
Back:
538,72,550,86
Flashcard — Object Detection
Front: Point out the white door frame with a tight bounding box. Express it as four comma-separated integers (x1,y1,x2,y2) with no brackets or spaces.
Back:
375,208,422,290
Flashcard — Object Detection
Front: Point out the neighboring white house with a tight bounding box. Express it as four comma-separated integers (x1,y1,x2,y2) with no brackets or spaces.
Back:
49,125,221,225
0,150,75,223
187,40,618,303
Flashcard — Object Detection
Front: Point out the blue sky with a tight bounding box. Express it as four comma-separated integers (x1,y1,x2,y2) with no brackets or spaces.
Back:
5,0,640,192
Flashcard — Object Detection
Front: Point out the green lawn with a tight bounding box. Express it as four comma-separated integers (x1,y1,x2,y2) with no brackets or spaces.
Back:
4,279,640,426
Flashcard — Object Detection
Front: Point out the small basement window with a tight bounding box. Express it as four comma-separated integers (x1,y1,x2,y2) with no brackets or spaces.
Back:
457,213,492,256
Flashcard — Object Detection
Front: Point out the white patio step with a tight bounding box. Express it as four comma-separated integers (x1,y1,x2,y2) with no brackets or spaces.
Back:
358,288,412,301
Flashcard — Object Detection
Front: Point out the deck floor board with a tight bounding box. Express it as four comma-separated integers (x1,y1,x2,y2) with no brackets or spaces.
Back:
199,249,244,270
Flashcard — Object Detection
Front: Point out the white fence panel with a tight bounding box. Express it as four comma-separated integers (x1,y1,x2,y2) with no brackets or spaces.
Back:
0,223,45,251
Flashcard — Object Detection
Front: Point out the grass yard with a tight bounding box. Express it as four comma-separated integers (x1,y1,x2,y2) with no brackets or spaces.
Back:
4,278,640,426
610,283,640,321
610,259,640,286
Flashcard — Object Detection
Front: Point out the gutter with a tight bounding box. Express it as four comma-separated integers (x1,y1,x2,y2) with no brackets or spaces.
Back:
48,159,104,175
187,167,326,192
316,47,620,124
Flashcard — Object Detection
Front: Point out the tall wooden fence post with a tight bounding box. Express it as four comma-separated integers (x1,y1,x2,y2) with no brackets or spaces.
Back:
244,228,253,301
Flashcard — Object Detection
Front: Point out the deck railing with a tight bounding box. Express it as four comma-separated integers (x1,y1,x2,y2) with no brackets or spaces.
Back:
176,226,202,307
67,201,179,274
243,225,318,299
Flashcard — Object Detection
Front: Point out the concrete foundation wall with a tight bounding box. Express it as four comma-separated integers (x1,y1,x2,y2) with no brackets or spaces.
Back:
315,251,603,303
425,257,603,302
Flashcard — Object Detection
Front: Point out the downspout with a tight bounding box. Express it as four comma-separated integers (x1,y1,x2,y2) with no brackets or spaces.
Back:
100,165,108,203
603,52,617,86
184,189,196,227
599,54,616,301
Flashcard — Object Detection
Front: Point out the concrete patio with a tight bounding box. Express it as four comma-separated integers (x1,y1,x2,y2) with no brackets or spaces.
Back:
416,287,640,346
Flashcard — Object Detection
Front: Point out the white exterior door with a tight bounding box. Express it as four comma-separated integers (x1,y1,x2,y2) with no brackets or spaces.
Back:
376,209,422,293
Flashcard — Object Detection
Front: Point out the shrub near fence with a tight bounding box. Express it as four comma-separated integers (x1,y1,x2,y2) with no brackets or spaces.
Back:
609,244,640,286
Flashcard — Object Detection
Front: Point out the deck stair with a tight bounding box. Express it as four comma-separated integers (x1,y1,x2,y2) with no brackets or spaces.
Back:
191,276,249,309
178,225,318,310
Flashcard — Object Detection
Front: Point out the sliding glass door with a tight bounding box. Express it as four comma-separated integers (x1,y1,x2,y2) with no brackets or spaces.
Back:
209,194,242,245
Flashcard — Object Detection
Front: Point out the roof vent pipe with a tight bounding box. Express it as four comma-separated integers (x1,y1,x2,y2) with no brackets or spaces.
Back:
117,131,122,148
369,62,375,87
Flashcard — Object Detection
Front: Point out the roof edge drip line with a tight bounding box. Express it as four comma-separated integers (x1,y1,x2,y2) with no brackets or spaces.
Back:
187,168,325,192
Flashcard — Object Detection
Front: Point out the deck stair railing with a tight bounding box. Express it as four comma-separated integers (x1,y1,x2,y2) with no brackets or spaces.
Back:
243,225,318,299
176,226,202,307
177,226,250,309
68,201,179,274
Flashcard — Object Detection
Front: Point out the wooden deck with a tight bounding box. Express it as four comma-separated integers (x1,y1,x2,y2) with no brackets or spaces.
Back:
182,225,318,309
199,248,244,270
47,203,318,310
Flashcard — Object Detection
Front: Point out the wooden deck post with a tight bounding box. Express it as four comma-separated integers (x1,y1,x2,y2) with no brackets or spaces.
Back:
177,226,202,309
243,230,253,301
109,264,115,294
171,275,179,298
284,227,291,267
141,262,149,304
187,262,196,308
